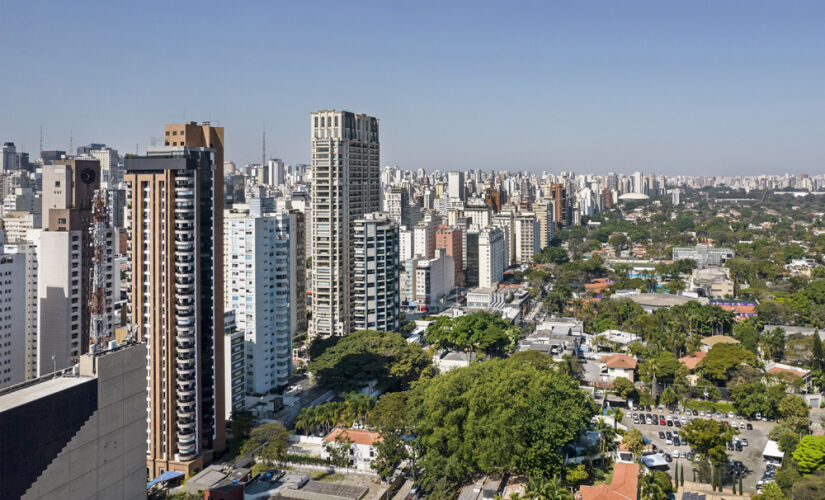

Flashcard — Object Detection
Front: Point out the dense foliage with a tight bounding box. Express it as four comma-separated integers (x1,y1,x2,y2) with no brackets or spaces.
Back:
424,311,520,356
307,330,432,392
404,357,596,489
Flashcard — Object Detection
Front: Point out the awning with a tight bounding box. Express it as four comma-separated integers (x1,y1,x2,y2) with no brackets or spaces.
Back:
763,440,784,460
641,453,668,468
147,470,184,489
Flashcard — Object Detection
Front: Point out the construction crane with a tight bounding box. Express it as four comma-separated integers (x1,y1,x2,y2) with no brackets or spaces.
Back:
89,189,112,352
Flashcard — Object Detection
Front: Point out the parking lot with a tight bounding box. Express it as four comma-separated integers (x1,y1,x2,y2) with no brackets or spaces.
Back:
622,405,776,493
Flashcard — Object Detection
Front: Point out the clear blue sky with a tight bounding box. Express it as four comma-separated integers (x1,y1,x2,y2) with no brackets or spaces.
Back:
2,1,825,175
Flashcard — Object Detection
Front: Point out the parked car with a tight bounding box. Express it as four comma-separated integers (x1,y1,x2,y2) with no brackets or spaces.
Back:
659,431,666,439
739,422,746,430
674,436,681,446
741,438,748,447
746,423,753,430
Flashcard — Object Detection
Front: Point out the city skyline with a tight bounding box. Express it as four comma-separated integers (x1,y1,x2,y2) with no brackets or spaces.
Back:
3,1,825,175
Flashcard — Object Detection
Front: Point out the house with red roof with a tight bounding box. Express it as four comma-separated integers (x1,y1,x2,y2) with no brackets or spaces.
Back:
321,428,383,472
577,462,639,500
600,354,637,383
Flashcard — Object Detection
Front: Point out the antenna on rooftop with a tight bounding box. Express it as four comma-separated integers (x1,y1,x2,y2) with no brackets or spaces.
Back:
39,126,43,156
262,121,266,167
69,129,73,155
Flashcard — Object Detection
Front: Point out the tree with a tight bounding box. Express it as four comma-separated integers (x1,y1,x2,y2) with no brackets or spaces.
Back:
324,431,354,469
612,377,635,399
813,332,824,372
609,234,628,255
371,433,408,480
778,394,810,433
762,328,786,361
366,392,409,434
752,481,789,500
793,436,825,474
699,343,757,382
524,475,573,500
564,464,588,486
640,471,672,500
408,358,595,489
242,422,289,464
307,330,431,392
424,311,520,356
230,410,254,441
681,419,737,471
659,387,677,407
623,428,645,456
791,470,825,500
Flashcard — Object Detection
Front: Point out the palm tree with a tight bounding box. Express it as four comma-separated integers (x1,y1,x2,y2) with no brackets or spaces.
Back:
640,473,668,500
524,476,573,500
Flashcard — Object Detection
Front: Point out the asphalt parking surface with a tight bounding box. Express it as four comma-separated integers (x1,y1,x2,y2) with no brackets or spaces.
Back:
623,408,776,494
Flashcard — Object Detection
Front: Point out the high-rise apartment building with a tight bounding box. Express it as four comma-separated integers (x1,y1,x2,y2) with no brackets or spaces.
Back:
125,135,225,476
0,253,25,388
415,249,455,313
548,183,569,227
38,159,100,373
353,213,401,332
448,171,465,201
514,213,540,265
225,210,302,394
436,225,464,287
384,186,409,228
532,201,554,249
223,311,245,421
310,110,380,337
413,218,438,259
1,243,38,380
479,227,505,289
465,229,480,288
0,142,18,172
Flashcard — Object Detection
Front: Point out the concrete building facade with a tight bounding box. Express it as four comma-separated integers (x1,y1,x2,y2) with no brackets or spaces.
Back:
353,213,401,332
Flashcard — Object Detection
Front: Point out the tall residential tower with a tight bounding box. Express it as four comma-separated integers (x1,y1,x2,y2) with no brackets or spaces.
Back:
125,121,225,477
310,110,380,337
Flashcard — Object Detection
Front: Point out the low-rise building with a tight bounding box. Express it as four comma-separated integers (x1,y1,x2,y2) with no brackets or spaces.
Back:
320,428,383,472
434,350,477,372
577,462,638,500
600,354,637,382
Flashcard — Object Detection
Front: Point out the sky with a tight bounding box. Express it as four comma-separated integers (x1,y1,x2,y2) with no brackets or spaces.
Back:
2,1,825,175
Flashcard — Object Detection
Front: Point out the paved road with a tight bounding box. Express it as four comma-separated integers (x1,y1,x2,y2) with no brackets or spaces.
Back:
623,409,775,494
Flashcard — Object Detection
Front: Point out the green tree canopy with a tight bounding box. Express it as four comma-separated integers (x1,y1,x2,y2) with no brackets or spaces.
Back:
778,394,810,433
307,330,431,392
793,436,825,475
681,418,737,466
407,358,596,490
242,422,289,463
699,343,757,382
424,311,520,356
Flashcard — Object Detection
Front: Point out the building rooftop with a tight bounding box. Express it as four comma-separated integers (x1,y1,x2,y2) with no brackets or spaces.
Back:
577,462,638,500
601,354,637,370
701,335,739,347
0,373,92,412
323,428,383,446
679,351,707,371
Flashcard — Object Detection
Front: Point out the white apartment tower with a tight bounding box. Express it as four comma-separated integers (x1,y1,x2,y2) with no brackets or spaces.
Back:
448,171,466,201
478,227,505,289
514,213,540,265
2,242,38,380
225,210,303,394
0,253,26,388
353,213,401,333
310,110,380,337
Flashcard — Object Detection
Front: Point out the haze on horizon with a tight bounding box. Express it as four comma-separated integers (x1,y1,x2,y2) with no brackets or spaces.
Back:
2,1,824,176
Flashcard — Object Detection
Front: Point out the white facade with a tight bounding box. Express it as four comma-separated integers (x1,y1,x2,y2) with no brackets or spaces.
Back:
415,250,455,313
479,227,505,289
310,110,380,337
448,171,465,201
36,230,83,375
514,213,540,265
225,211,297,394
0,253,26,388
353,213,401,332
413,218,438,259
2,242,38,380
399,228,413,261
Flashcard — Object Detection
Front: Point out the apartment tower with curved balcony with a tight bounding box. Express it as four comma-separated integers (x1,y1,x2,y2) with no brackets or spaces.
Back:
125,122,225,478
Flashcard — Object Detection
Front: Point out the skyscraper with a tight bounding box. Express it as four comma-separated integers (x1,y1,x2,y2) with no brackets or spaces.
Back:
126,125,225,476
310,110,380,337
225,210,302,394
38,159,101,374
353,213,401,332
448,171,465,201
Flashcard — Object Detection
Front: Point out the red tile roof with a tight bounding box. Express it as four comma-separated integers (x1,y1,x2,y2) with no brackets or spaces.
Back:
602,354,637,370
578,462,638,500
323,428,383,446
679,351,707,371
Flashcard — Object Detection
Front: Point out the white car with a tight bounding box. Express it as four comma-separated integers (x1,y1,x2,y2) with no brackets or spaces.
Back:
681,416,687,423
673,450,680,458
739,422,746,429
728,411,735,418
699,410,705,417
